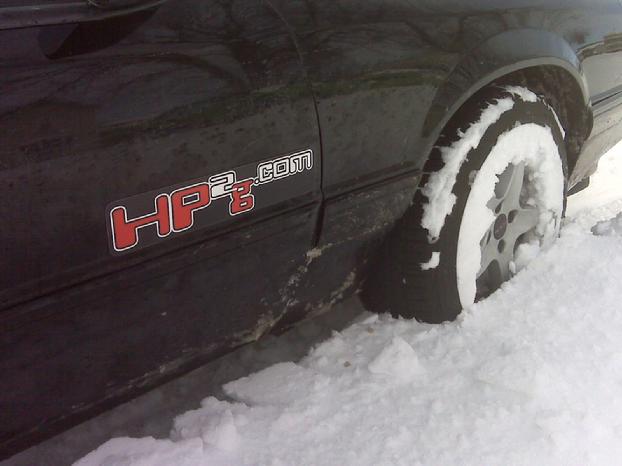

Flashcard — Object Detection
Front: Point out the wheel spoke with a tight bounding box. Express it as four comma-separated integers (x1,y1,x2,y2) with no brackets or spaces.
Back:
476,160,555,300
487,196,503,214
503,162,526,210
477,235,513,291
508,207,539,238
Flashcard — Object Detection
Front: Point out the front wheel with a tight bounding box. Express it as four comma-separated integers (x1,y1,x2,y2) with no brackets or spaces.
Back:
362,87,567,323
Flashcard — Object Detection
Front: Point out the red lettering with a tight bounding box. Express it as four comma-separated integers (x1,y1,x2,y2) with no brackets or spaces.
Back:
229,179,254,215
170,183,211,232
110,194,171,251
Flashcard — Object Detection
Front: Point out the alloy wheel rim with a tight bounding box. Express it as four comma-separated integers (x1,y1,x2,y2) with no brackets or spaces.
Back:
475,162,540,300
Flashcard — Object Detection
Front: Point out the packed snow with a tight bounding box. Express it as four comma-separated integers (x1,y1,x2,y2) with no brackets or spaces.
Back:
421,87,538,242
592,212,622,236
419,251,440,271
4,144,622,466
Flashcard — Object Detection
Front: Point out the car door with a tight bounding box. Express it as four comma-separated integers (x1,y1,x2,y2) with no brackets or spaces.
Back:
0,0,321,455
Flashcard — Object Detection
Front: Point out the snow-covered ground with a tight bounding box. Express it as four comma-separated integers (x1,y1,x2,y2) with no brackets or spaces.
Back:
5,144,622,466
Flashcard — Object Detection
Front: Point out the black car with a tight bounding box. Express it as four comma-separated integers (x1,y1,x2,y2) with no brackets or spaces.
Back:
2,0,622,457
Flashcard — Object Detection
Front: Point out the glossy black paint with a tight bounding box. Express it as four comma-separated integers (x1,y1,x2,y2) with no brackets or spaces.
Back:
0,0,166,30
2,0,622,457
1,0,322,455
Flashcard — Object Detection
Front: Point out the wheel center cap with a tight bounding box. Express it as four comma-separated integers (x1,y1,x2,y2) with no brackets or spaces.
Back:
494,214,508,239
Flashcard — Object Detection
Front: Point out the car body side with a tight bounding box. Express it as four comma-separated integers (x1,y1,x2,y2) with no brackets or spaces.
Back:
2,0,622,457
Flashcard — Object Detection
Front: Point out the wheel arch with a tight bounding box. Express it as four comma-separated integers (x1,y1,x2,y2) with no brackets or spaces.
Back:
422,28,593,178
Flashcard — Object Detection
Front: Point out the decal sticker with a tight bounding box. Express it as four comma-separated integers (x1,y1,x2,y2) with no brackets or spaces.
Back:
107,150,314,254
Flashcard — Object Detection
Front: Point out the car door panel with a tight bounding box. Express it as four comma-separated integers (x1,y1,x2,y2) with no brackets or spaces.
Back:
0,0,321,455
2,206,316,455
0,0,321,308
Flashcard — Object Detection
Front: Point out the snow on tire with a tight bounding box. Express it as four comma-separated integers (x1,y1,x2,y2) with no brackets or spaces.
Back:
362,86,567,323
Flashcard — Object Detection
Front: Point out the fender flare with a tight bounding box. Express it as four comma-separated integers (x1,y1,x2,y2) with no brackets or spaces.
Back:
422,28,592,151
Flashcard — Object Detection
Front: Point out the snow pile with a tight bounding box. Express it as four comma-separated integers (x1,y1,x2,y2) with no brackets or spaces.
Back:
36,139,619,466
567,146,622,219
512,240,542,273
419,251,440,270
367,336,424,382
592,212,622,237
77,218,622,465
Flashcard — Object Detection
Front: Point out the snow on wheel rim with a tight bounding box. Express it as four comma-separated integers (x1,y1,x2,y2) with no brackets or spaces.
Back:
456,123,564,308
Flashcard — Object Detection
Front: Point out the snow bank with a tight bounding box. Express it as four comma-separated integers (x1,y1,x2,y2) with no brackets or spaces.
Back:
77,221,622,466
567,141,622,219
65,124,622,466
592,212,622,236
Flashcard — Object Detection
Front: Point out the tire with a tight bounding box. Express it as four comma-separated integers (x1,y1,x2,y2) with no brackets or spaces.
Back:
362,86,568,323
